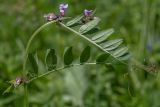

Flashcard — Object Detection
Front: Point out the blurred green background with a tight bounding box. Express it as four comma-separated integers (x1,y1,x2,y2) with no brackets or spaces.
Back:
0,0,160,107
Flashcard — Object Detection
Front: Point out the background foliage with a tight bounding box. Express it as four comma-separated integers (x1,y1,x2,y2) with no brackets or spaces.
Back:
0,0,160,107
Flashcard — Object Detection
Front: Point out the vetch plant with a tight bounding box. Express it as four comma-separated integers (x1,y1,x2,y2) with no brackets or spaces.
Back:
3,3,157,107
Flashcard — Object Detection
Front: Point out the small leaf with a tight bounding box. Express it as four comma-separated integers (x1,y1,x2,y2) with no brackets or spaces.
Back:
66,15,83,27
79,17,101,34
101,39,123,49
7,80,15,84
91,9,97,15
96,54,109,63
118,54,130,60
45,49,57,71
84,28,99,35
80,46,91,63
3,85,13,95
104,40,123,51
92,28,114,41
28,53,38,76
112,47,128,57
64,47,73,65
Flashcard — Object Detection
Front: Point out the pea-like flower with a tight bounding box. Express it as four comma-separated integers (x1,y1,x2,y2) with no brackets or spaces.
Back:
84,9,93,17
59,4,68,16
44,13,58,21
81,9,93,23
14,77,23,87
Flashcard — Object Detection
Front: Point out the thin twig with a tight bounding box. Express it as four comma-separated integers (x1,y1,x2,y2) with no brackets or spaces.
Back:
27,62,111,83
23,21,57,73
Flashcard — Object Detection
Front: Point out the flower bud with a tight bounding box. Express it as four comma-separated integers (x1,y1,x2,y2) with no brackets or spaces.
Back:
59,4,68,17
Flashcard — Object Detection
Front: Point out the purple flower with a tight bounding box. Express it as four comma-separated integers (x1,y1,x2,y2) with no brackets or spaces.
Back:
59,4,68,16
14,77,23,87
84,9,93,17
44,13,58,21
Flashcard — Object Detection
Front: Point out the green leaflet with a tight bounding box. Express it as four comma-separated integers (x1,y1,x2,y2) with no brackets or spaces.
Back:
27,53,38,77
84,28,100,35
7,80,15,84
104,40,123,51
66,15,83,27
64,47,74,65
80,46,91,63
3,85,13,95
118,54,130,60
79,17,101,34
45,49,57,71
92,28,114,41
101,39,123,49
112,47,128,58
96,53,109,63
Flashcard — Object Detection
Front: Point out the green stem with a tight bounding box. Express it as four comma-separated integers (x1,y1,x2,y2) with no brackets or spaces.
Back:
23,21,57,73
27,62,111,83
24,84,28,107
22,21,57,107
139,0,149,59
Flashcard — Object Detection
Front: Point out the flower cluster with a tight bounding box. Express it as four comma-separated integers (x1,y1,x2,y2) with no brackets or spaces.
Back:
44,3,94,23
44,3,68,21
